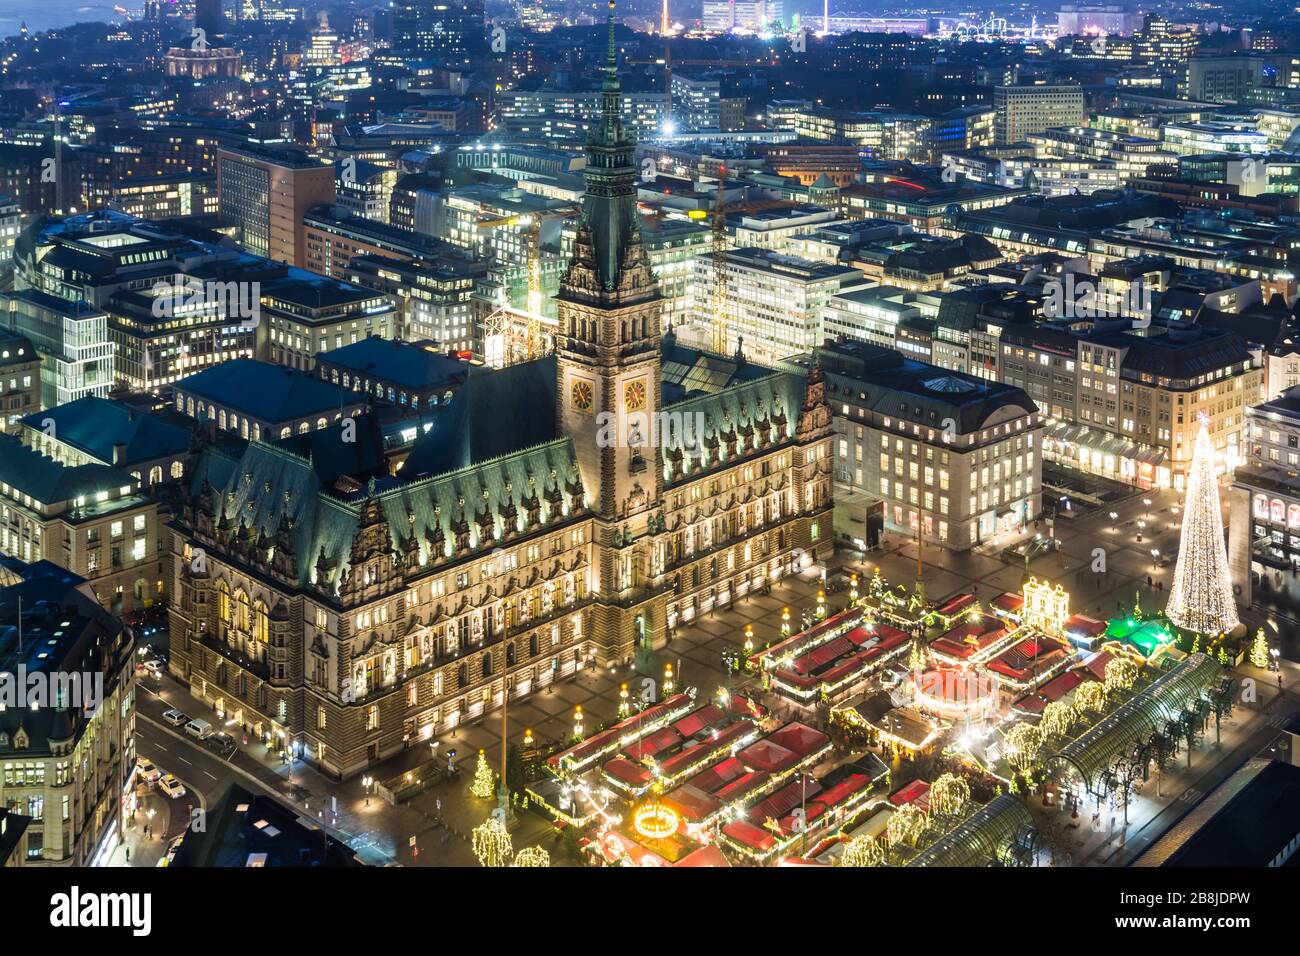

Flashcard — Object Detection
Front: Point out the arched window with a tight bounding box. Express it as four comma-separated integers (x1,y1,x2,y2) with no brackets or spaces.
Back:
279,427,291,439
506,642,516,667
253,600,269,643
170,460,184,479
217,579,230,623
317,418,327,430
528,633,538,657
148,466,162,484
235,589,251,632
481,653,492,678
298,422,310,434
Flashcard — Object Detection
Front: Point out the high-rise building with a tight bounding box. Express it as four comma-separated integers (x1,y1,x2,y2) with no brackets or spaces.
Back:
993,84,1085,145
217,145,336,267
195,0,224,37
391,0,485,60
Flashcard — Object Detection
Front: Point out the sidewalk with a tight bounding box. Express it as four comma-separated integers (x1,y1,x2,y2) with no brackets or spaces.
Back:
105,784,185,867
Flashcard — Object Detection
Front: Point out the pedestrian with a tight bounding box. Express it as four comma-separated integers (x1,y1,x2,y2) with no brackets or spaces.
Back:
125,847,130,864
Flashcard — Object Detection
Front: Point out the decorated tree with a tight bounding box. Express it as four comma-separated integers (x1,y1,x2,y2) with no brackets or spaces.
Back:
1003,723,1043,778
1074,680,1107,717
886,803,928,849
1250,628,1271,669
472,817,514,867
840,835,887,867
929,773,971,819
1040,700,1076,741
512,846,551,867
1165,420,1241,637
470,749,496,799
1103,656,1140,700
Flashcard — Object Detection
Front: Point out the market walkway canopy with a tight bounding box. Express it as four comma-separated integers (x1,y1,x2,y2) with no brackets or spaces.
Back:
907,795,1034,867
1047,653,1221,796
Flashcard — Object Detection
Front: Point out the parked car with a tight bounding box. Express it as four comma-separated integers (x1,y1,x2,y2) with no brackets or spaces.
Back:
158,773,186,798
161,708,187,726
205,732,237,757
135,758,162,784
184,718,213,740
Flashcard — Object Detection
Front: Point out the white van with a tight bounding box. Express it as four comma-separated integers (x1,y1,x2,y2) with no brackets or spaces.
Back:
185,718,213,740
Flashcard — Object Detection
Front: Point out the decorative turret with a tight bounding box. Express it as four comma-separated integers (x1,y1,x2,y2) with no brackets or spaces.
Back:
796,360,833,443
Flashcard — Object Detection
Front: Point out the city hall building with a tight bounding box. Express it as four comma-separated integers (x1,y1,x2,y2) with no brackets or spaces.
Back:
165,44,834,779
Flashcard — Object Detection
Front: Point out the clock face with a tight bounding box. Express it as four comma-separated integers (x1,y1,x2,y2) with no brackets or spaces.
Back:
624,378,647,413
571,378,594,413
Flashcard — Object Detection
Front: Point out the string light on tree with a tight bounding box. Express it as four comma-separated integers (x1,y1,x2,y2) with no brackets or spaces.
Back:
470,749,495,799
1165,419,1241,637
512,845,551,867
472,817,514,867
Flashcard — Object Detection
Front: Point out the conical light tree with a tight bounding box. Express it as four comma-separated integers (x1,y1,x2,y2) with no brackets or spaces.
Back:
1166,421,1241,637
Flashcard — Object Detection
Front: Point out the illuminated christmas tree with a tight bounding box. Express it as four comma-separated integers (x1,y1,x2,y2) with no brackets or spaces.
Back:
1165,421,1241,637
470,749,495,799
1250,628,1271,669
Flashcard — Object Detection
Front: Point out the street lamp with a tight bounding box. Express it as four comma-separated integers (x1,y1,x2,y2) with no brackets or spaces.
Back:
1143,498,1152,519
573,706,584,739
523,728,533,748
1109,511,1118,532
663,663,674,697
781,607,791,637
743,624,754,658
1151,549,1160,570
816,589,826,620
849,573,859,605
1136,519,1146,543
617,682,631,719
363,775,373,806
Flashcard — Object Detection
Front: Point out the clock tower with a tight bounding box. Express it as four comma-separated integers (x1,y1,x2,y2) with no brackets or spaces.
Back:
556,1,663,523
556,2,668,663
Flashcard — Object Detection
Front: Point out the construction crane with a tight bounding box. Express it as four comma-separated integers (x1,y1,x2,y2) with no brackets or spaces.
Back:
710,168,729,356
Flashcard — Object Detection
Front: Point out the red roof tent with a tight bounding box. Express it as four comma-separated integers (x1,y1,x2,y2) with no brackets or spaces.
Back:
714,770,771,804
550,692,693,767
986,636,1068,680
935,592,977,617
767,722,831,759
1083,649,1114,680
752,606,864,667
722,819,777,852
663,784,721,823
749,777,824,827
774,628,911,688
603,757,652,788
890,778,931,809
625,726,682,760
1066,614,1107,637
673,703,726,739
992,592,1025,612
657,720,755,779
687,756,748,794
675,844,731,867
931,620,1007,659
738,739,800,773
1013,668,1087,713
